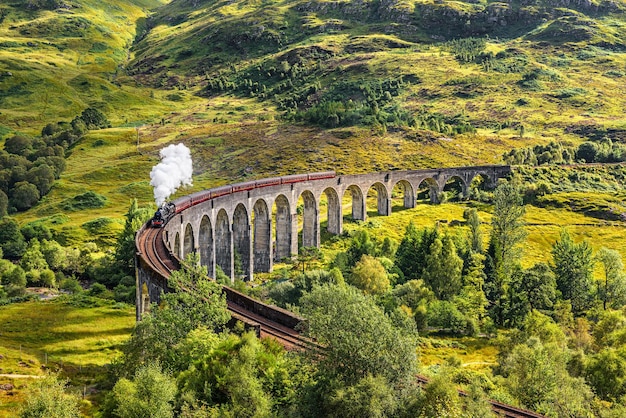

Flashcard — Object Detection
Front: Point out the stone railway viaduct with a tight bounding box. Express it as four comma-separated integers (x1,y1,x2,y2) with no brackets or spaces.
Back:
153,165,510,286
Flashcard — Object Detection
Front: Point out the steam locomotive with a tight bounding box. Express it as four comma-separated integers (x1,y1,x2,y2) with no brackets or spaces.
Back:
150,171,336,228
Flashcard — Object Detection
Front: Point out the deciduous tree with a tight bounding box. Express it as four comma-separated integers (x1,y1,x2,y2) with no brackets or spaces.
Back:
552,230,595,315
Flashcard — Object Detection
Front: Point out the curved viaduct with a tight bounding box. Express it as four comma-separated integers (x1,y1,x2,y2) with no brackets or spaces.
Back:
155,165,510,285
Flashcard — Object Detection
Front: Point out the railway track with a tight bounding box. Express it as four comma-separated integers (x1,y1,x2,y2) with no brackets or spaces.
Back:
136,224,311,350
138,225,544,418
416,375,545,417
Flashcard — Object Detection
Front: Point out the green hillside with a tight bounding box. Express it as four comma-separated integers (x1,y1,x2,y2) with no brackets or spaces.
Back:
0,0,625,242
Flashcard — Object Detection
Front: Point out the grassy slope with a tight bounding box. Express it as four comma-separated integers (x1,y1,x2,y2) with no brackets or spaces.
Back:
0,298,134,417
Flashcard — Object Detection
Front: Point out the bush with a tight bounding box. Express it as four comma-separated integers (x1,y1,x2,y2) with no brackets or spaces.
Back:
61,191,106,211
59,276,82,294
426,300,469,334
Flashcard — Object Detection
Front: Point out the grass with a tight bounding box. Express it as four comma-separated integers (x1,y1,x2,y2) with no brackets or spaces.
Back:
0,297,134,417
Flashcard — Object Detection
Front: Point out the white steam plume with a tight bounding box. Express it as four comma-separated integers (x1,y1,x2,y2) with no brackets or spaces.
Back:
150,143,193,207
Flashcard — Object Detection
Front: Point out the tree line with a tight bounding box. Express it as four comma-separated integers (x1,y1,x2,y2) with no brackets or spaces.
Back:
0,107,110,214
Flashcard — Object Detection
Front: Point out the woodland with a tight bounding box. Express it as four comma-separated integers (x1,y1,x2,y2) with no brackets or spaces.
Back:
2,0,626,416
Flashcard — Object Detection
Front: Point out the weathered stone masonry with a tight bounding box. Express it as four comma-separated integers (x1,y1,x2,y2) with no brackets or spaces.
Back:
159,166,511,282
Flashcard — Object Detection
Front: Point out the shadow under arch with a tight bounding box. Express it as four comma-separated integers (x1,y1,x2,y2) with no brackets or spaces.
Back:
366,182,390,216
253,198,271,273
391,179,415,212
199,215,214,277
215,209,232,280
417,178,439,203
183,222,194,259
345,184,365,222
442,175,467,202
469,172,494,200
323,187,342,235
173,232,181,258
298,190,318,250
233,203,251,280
274,194,292,261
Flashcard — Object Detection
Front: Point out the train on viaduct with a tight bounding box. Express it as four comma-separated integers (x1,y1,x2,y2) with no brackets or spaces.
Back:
137,165,510,306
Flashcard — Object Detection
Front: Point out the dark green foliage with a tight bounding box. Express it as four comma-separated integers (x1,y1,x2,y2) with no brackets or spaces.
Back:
26,164,55,195
0,189,7,218
445,37,487,64
300,284,417,386
585,347,626,402
73,107,110,130
395,222,439,283
485,181,526,326
426,300,470,334
117,253,230,377
0,112,94,213
10,181,39,210
0,217,27,259
506,263,557,327
60,191,106,211
552,230,595,315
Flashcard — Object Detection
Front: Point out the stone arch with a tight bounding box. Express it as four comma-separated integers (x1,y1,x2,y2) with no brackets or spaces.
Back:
391,179,415,211
215,209,232,280
345,185,366,221
367,182,390,216
298,190,318,249
323,187,342,235
233,203,251,280
274,194,292,261
174,232,181,257
183,223,194,258
253,199,272,273
442,175,467,201
199,215,214,277
417,178,439,203
469,172,494,199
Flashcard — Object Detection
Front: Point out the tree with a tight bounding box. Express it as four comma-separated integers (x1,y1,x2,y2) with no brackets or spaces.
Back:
177,331,296,416
485,181,527,325
464,208,483,253
10,181,40,211
41,239,67,271
414,372,463,417
499,337,594,415
422,232,463,300
455,252,488,331
585,347,626,402
4,135,33,156
296,246,323,274
596,247,626,310
75,107,110,130
506,263,557,327
117,253,230,376
19,375,80,418
21,239,48,273
114,199,153,276
350,254,390,295
0,189,7,218
346,230,378,268
576,142,598,163
0,217,26,259
26,164,55,196
3,264,27,296
300,284,417,387
552,230,595,315
326,374,398,418
395,224,438,283
106,364,176,418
